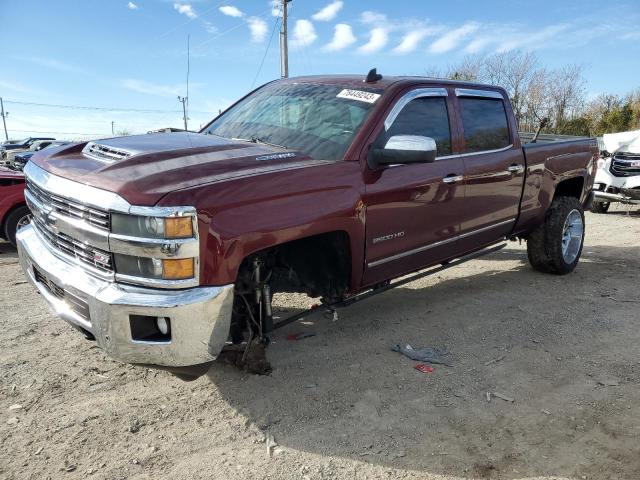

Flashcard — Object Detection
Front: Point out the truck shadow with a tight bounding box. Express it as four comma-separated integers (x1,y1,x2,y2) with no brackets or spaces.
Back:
207,245,640,479
0,240,19,260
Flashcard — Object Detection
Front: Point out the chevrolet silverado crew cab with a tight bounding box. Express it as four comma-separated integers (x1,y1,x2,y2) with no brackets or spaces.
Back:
17,72,598,379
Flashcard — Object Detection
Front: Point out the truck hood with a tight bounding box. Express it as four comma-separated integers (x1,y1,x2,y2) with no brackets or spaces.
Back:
31,132,322,206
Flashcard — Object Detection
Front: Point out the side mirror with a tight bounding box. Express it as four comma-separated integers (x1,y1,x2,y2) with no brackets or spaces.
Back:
369,135,437,168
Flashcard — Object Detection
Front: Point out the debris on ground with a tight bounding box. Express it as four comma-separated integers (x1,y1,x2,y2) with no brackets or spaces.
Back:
286,332,315,341
266,432,278,458
493,392,515,403
218,342,272,375
413,364,434,374
484,354,506,366
391,344,452,366
597,379,620,387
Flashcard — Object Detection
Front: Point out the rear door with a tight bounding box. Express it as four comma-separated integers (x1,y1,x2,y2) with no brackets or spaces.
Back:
362,87,466,286
453,89,525,251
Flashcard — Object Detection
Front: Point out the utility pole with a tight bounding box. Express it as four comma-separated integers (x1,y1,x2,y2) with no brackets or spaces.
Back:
178,96,188,131
111,121,115,136
0,98,9,141
279,0,291,78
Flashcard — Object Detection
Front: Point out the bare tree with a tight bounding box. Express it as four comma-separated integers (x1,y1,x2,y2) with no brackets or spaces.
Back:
546,65,585,131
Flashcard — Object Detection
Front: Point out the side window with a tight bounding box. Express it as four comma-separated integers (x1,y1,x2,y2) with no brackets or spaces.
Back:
385,97,452,155
459,97,510,152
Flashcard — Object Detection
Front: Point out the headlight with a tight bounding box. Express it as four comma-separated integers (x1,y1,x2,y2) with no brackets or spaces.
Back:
115,254,195,280
111,213,194,239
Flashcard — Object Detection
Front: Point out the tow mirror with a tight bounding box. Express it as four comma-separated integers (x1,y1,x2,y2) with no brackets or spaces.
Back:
369,135,437,168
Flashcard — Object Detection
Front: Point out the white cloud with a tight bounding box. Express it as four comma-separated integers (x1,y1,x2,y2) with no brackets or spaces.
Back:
495,24,568,52
464,37,491,54
247,17,268,42
324,23,356,51
219,5,244,18
357,27,388,54
121,79,187,98
127,2,139,10
360,11,387,25
270,0,280,17
429,22,480,54
173,3,197,19
291,19,317,48
203,21,218,34
312,1,343,22
393,30,430,54
21,56,86,74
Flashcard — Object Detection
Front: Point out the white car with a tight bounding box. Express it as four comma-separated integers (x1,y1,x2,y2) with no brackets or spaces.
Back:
592,130,640,213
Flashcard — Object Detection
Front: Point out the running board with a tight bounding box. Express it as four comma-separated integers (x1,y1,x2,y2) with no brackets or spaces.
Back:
272,242,507,331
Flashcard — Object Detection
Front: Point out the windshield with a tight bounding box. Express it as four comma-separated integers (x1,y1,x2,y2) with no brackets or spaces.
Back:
203,82,382,160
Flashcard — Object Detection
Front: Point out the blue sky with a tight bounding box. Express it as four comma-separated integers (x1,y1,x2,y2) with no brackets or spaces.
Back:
1,0,639,139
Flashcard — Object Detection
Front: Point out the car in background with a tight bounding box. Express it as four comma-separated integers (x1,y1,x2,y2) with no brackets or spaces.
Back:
0,137,55,153
2,139,63,166
592,130,640,213
10,141,71,171
0,166,27,247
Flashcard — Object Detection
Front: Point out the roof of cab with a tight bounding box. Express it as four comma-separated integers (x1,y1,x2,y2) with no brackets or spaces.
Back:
278,74,505,93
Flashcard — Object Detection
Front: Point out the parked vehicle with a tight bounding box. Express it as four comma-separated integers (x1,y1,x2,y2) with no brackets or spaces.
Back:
592,130,640,213
9,141,70,171
2,139,63,165
0,137,55,154
16,73,597,379
0,166,27,247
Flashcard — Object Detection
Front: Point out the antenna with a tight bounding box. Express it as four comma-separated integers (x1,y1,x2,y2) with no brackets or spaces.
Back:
365,68,383,83
186,34,190,126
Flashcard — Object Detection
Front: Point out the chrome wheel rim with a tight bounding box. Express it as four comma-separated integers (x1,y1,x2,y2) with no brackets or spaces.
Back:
562,209,583,264
16,214,32,231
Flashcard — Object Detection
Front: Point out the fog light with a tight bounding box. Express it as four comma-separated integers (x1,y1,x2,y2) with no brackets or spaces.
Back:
157,317,169,335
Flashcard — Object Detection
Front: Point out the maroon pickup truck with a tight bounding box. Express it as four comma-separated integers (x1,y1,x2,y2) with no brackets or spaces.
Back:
17,73,598,379
0,166,28,247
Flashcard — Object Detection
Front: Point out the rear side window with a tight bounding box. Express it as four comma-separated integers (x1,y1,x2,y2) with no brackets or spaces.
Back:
385,97,452,155
459,97,510,152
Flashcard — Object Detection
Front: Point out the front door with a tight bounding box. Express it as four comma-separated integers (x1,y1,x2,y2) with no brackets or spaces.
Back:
362,88,466,286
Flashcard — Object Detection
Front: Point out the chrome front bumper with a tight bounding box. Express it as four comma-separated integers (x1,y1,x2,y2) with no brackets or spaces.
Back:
17,224,234,367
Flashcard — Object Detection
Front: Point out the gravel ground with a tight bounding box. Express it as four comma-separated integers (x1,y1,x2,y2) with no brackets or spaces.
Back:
1,207,640,480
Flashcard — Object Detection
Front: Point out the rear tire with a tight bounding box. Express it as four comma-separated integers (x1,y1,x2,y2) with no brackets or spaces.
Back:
527,196,585,275
591,201,610,214
4,205,31,248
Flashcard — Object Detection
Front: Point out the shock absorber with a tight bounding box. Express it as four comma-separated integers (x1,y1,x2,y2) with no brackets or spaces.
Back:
252,257,274,335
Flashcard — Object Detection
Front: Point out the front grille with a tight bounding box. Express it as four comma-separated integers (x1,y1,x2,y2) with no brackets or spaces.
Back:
26,180,110,231
610,153,640,177
33,266,91,321
33,217,113,272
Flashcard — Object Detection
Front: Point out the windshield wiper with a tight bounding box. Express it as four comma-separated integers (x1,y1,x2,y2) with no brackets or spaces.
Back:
231,136,288,150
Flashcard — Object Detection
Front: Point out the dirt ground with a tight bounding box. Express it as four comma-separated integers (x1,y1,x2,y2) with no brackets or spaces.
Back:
1,206,639,480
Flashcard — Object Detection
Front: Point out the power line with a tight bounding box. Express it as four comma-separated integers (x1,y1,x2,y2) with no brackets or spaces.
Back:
250,10,281,90
8,129,110,136
3,100,214,115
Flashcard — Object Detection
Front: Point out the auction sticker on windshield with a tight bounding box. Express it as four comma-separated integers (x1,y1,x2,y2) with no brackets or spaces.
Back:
336,89,381,104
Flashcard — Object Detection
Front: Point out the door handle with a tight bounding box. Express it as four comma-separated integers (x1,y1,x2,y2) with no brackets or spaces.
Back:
507,164,525,174
442,174,463,184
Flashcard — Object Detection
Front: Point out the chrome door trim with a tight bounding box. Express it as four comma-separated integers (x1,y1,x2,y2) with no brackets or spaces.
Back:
367,218,514,268
384,88,448,131
455,88,504,100
436,144,514,160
